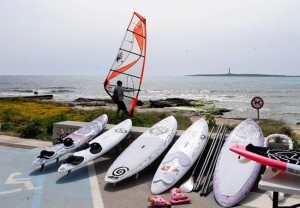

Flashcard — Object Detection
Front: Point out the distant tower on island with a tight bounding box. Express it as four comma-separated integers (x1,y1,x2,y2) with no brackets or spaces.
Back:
228,68,231,75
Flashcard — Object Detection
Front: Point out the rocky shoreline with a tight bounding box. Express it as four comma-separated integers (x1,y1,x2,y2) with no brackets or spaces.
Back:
64,97,231,115
60,97,300,137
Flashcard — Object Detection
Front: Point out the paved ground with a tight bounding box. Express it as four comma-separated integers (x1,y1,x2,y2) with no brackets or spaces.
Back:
0,135,300,208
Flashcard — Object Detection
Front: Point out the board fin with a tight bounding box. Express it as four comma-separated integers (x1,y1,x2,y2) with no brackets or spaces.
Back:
40,164,45,171
66,170,71,177
261,166,280,179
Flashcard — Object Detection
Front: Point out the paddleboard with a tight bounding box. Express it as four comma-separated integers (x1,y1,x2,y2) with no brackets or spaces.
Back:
32,114,108,169
57,119,132,173
105,116,177,183
213,118,264,207
230,144,300,176
151,118,208,194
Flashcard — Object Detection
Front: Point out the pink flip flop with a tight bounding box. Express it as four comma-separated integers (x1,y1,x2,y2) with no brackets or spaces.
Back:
170,188,191,205
148,195,171,207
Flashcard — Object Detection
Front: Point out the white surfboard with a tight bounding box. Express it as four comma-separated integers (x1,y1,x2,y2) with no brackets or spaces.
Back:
57,119,132,173
105,116,177,183
32,114,108,169
213,118,264,207
151,118,208,194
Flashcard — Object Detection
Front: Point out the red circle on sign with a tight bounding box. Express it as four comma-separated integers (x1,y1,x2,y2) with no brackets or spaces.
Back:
251,97,264,109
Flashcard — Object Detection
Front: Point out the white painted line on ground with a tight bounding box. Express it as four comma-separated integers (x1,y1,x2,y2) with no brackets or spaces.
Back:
88,161,104,208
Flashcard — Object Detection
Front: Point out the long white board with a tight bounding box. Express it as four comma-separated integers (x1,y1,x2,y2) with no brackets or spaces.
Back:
105,116,177,183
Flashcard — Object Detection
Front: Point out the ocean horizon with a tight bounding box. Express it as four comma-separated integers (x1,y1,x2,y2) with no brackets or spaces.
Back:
0,75,299,124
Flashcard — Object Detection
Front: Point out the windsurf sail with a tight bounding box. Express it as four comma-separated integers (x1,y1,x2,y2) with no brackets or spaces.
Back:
104,12,147,115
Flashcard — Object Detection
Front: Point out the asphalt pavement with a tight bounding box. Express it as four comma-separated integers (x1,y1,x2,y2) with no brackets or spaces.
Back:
0,135,299,208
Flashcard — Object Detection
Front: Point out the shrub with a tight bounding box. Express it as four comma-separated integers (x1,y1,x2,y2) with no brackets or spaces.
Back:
292,139,300,151
205,106,216,127
0,122,16,132
20,120,44,139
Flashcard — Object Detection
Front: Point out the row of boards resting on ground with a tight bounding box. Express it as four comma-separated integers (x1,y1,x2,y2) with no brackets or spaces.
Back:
32,115,209,195
31,115,298,208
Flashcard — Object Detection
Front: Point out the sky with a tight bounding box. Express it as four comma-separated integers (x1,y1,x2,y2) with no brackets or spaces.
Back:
0,0,299,76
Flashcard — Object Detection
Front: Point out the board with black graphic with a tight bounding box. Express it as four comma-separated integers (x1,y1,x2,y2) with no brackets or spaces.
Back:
32,114,108,169
105,116,177,183
230,144,300,176
58,119,132,173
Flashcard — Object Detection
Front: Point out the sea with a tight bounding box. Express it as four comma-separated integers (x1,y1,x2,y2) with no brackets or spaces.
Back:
0,75,299,124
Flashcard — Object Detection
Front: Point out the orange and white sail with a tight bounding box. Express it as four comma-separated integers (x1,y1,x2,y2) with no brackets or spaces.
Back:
104,12,147,115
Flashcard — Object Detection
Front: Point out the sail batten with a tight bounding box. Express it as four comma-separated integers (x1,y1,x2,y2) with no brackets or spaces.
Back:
119,48,144,57
127,29,146,38
109,70,142,79
104,12,147,115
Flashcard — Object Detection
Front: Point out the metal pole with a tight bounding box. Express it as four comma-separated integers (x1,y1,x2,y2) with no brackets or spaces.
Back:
194,125,223,191
199,126,223,195
201,127,227,196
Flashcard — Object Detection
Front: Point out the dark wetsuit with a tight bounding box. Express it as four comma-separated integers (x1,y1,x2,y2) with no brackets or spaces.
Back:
114,86,129,114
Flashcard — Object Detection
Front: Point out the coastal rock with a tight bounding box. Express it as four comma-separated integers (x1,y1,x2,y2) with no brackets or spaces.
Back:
150,100,173,108
137,100,143,106
214,108,231,115
296,122,300,125
165,98,193,106
74,101,106,107
149,98,193,108
73,97,103,102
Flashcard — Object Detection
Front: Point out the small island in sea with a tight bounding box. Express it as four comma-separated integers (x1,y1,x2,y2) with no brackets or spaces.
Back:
187,68,300,77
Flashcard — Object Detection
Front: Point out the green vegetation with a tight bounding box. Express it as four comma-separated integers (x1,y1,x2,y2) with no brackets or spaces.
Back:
191,100,213,107
204,106,216,128
204,105,231,128
0,99,299,151
259,119,292,137
0,99,192,140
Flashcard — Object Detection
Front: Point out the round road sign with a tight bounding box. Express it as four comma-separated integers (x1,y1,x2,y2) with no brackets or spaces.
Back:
251,97,264,109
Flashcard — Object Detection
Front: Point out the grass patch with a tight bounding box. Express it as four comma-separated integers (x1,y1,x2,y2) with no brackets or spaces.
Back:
0,99,192,140
259,119,292,137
